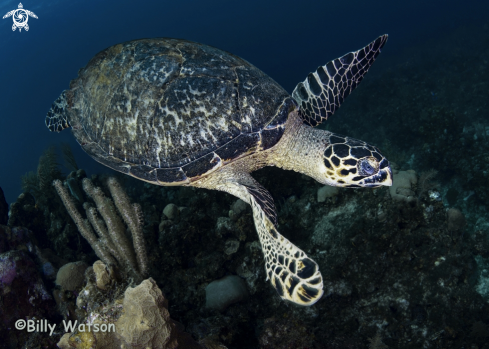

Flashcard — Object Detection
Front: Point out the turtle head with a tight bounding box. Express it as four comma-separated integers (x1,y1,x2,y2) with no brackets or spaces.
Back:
320,133,392,188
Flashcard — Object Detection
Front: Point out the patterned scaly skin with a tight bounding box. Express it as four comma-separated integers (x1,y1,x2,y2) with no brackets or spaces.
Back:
293,35,388,127
192,167,324,305
45,35,391,306
193,111,391,305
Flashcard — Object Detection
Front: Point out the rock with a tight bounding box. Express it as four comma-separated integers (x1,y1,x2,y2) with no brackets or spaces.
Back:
55,261,88,291
200,337,229,349
447,208,466,231
216,217,234,236
231,199,248,215
60,277,202,349
57,333,72,349
6,226,36,251
317,185,339,202
0,187,7,225
312,199,359,249
259,317,314,349
205,275,249,312
0,250,57,347
224,239,240,255
287,195,297,203
93,260,113,290
0,226,60,281
159,219,173,232
236,241,262,294
115,278,174,347
7,192,42,230
0,252,17,286
229,199,248,220
116,279,201,348
0,225,9,253
163,203,179,220
42,261,56,280
0,225,38,255
389,170,417,203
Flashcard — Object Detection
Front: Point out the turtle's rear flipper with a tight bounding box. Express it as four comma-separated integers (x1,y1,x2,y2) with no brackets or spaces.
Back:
293,35,388,127
210,172,324,306
45,90,71,132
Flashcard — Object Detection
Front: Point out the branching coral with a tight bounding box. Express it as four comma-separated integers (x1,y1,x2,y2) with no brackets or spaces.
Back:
21,146,62,203
53,177,148,279
107,178,148,276
61,142,79,171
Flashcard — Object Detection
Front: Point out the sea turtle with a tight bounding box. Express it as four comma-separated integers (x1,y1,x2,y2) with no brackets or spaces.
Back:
45,35,392,306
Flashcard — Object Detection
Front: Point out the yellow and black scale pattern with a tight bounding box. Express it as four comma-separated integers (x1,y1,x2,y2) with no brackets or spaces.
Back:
46,38,295,184
323,133,391,188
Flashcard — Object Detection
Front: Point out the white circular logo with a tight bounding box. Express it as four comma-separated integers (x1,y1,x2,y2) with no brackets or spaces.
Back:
13,9,28,27
2,3,38,32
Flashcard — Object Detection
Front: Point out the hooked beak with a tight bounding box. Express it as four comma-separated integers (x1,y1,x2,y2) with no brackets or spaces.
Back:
383,166,393,186
359,166,393,187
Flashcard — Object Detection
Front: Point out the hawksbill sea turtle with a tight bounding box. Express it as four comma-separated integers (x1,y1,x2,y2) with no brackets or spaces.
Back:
2,3,37,32
45,35,392,306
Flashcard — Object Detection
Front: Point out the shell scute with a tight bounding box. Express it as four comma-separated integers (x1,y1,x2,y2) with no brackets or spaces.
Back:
129,165,157,182
67,38,291,182
182,152,221,179
156,167,187,184
214,132,261,162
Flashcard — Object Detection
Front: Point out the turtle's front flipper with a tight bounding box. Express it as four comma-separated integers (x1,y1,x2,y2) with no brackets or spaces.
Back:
293,35,388,127
249,184,324,305
199,172,324,306
45,90,71,132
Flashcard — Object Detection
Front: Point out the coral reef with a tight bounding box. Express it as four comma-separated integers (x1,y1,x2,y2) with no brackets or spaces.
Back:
4,155,489,348
0,248,58,347
58,261,203,349
258,316,315,349
2,24,489,349
53,177,148,280
10,148,85,261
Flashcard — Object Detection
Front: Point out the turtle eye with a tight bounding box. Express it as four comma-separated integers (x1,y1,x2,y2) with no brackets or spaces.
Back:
358,158,378,176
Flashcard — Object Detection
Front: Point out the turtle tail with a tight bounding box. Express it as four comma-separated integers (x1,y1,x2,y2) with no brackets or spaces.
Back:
45,90,71,132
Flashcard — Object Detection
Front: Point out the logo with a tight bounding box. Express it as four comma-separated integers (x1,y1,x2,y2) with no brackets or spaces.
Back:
3,3,38,32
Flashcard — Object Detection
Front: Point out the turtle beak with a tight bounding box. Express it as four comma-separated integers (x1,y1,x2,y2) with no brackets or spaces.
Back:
383,166,393,186
360,165,393,187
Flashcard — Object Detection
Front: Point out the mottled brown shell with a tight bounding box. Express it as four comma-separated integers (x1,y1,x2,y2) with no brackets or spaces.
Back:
60,38,295,184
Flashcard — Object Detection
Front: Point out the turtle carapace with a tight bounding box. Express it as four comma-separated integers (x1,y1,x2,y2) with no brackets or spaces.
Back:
46,36,392,306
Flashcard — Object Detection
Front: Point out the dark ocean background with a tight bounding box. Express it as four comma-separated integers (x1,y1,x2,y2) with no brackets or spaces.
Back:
0,0,487,204
1,1,489,348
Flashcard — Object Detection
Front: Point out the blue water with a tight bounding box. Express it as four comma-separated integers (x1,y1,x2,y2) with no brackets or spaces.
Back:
0,0,487,204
